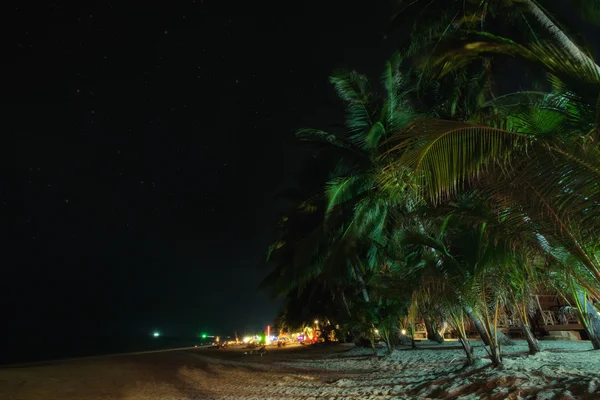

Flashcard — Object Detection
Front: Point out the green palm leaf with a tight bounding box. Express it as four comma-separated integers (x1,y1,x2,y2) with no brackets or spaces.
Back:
329,70,377,137
383,118,531,202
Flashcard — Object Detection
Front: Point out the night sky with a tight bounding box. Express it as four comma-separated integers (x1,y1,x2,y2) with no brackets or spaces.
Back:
8,2,398,341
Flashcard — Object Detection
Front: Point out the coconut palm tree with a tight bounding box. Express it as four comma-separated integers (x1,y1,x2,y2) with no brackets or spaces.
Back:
380,21,600,350
546,249,600,349
383,41,600,279
374,203,503,364
266,4,600,358
266,53,420,294
262,55,424,341
389,0,599,70
389,0,600,127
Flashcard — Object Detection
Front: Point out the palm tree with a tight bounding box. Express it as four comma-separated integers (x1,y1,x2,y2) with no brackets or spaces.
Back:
381,21,600,347
262,54,421,335
383,43,600,272
389,0,599,70
389,0,600,125
547,249,600,349
375,200,506,364
266,4,600,359
286,55,418,283
519,0,599,69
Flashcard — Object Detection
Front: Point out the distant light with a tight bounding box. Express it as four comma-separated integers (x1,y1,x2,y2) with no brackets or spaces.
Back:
201,333,207,339
153,331,160,337
243,336,251,343
401,329,407,335
314,319,319,324
374,329,379,334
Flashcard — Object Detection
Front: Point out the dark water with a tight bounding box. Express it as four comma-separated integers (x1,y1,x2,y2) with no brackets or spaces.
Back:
0,335,208,365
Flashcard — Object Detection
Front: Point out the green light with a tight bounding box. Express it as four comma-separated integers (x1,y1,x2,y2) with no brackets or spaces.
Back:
201,333,207,339
153,331,160,337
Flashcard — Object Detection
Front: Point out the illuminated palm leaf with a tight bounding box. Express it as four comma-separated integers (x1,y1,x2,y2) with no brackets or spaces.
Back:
383,118,531,202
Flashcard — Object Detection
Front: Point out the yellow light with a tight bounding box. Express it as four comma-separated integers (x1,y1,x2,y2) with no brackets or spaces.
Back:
243,336,251,343
374,329,379,334
401,329,407,335
314,319,319,324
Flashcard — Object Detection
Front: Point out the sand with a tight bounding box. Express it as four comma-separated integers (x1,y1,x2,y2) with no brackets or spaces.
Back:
1,340,598,399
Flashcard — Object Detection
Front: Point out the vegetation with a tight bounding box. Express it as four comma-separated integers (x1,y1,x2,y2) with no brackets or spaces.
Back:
263,1,600,367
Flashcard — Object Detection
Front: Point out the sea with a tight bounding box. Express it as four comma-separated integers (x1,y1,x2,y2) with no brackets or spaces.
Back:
0,334,209,365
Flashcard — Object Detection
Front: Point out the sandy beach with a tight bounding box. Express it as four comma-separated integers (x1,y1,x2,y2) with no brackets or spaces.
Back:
1,340,599,399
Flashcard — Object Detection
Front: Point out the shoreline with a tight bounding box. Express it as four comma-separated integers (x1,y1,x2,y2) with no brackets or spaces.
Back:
1,340,598,399
0,345,213,369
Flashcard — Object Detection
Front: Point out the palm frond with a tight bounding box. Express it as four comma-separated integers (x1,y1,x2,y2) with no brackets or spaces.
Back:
382,118,531,202
324,174,373,213
329,70,378,137
296,128,358,152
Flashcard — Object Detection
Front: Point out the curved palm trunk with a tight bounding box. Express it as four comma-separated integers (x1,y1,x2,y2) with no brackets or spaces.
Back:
458,337,475,364
576,292,600,350
521,320,541,355
523,0,600,73
351,263,370,303
513,296,541,355
465,307,514,346
448,311,475,365
424,318,444,343
585,299,600,350
466,305,503,367
340,290,352,317
466,307,490,344
494,328,514,346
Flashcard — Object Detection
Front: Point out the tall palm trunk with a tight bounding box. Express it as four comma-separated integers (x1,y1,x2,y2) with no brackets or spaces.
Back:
576,291,600,350
424,317,444,343
495,327,515,346
523,0,600,73
512,295,541,355
340,290,352,317
465,307,490,344
351,263,370,303
521,320,541,355
458,337,474,363
465,307,514,346
473,301,504,367
449,311,475,365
